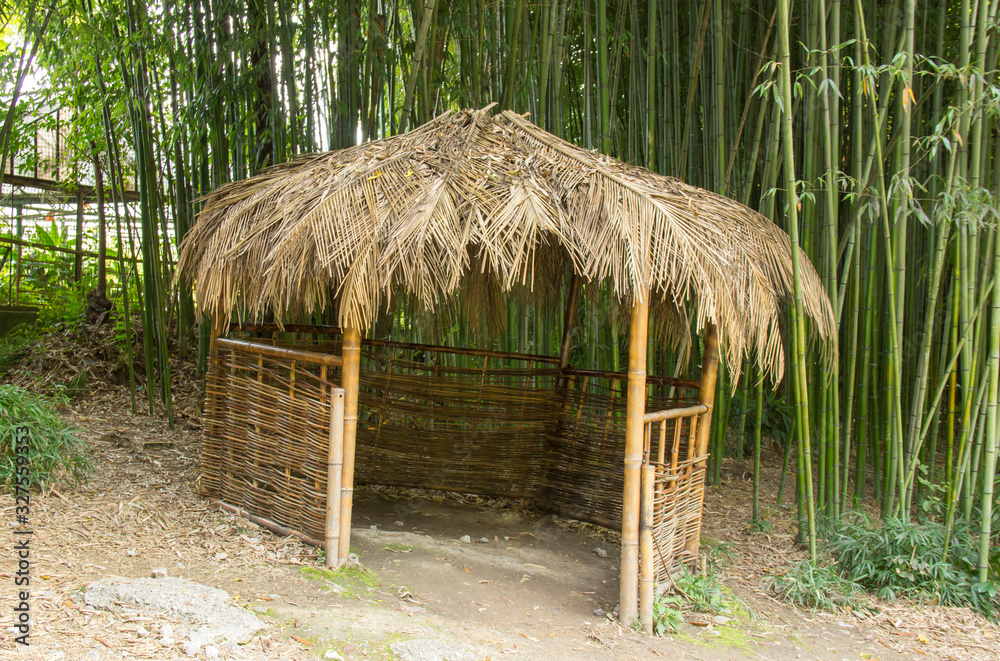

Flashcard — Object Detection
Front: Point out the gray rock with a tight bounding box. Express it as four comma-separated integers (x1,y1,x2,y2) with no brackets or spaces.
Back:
150,567,169,579
323,651,344,660
183,640,201,656
85,576,265,647
389,638,481,661
458,535,472,544
592,547,608,558
205,645,219,658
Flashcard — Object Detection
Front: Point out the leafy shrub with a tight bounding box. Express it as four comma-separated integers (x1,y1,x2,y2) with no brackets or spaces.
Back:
824,513,999,618
653,568,748,635
0,385,91,491
769,559,862,611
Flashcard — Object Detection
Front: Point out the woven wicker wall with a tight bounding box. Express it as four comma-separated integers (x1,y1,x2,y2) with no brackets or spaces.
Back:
354,349,560,498
650,457,708,580
206,328,702,534
202,346,335,541
538,373,698,527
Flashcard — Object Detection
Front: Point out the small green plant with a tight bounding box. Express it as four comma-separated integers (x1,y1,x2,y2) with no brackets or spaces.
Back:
768,559,862,611
652,594,685,634
56,370,90,400
749,508,775,533
0,385,91,491
672,569,728,613
653,567,749,635
704,539,737,563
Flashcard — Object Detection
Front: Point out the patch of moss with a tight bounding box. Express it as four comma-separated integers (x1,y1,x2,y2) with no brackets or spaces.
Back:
709,623,751,649
299,564,380,598
383,542,412,553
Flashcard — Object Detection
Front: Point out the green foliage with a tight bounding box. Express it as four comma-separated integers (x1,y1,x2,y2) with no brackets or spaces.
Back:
768,559,862,611
653,568,749,636
0,332,31,377
749,508,775,533
732,385,792,456
824,514,1000,618
673,569,729,613
0,385,91,491
652,595,685,635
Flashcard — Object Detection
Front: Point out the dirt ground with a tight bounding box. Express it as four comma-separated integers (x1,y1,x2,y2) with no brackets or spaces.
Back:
2,379,999,660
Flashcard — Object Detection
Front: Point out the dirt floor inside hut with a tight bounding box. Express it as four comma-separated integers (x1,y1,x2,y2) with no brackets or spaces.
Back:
2,331,1000,660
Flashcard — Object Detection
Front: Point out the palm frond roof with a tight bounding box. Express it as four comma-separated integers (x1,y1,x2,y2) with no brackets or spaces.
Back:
178,107,835,382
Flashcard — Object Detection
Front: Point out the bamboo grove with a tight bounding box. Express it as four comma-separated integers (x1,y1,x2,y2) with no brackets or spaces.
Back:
2,0,998,581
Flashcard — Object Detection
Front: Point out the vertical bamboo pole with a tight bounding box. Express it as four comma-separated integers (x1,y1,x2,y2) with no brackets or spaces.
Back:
325,387,345,568
639,463,655,634
559,274,582,369
338,327,362,565
74,191,84,283
694,324,720,459
687,323,719,559
619,298,649,626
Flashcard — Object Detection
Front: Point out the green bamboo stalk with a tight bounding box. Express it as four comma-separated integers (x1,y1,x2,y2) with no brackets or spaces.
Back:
397,0,438,133
777,0,817,559
978,208,999,583
752,369,764,522
595,0,610,155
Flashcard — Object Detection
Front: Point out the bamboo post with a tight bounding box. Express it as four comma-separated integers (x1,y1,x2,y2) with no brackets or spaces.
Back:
559,274,583,369
694,324,720,459
338,327,362,565
619,298,649,626
687,323,719,559
639,463,655,634
74,191,83,283
325,387,346,568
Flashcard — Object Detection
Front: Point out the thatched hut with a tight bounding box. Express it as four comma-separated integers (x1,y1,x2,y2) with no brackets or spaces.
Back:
178,107,834,632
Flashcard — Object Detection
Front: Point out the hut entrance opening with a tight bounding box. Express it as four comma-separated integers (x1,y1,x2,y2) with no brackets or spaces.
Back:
200,319,718,627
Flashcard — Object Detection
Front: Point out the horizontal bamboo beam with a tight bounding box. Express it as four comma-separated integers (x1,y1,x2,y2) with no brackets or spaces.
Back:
215,337,344,367
365,338,561,363
563,367,699,390
230,322,343,335
643,404,710,424
211,500,324,547
228,322,563,364
1,173,141,202
0,235,100,259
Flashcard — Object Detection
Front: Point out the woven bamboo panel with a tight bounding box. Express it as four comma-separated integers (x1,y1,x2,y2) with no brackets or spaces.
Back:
202,345,335,541
354,353,559,498
206,327,706,539
236,336,561,499
649,454,708,580
538,373,698,527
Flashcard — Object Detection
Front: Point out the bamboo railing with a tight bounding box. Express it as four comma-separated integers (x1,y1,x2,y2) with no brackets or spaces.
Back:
637,404,710,630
